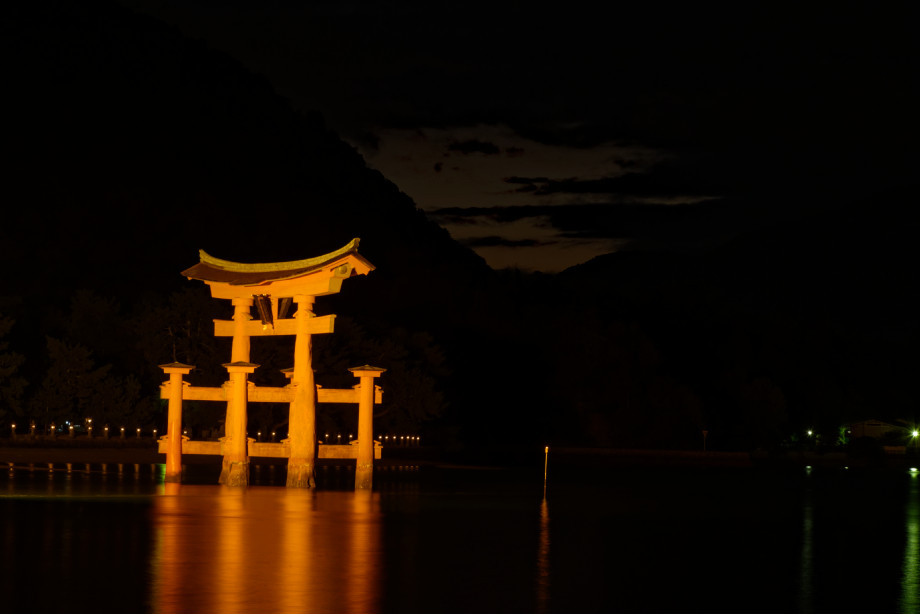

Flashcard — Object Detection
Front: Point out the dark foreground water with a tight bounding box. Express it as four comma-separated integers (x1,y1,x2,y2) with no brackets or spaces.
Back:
1,460,919,613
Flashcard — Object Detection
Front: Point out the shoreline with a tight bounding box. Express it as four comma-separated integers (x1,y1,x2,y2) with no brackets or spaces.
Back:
3,444,916,472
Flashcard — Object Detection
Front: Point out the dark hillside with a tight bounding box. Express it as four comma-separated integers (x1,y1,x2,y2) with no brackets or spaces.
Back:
2,2,487,304
557,188,920,448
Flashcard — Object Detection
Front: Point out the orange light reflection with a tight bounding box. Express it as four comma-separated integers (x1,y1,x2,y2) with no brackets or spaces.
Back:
150,486,381,614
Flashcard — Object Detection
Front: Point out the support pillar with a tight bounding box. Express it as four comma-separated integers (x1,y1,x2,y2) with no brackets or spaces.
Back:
219,362,258,486
349,366,385,490
287,295,317,488
159,363,194,483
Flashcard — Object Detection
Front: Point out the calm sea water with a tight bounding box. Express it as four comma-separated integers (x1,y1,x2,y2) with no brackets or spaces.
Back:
1,461,919,613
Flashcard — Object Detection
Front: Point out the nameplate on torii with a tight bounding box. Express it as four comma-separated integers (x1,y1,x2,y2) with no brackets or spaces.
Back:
213,314,335,337
159,383,383,404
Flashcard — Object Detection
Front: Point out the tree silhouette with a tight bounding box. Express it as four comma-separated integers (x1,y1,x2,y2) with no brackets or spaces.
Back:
28,337,110,431
0,314,26,423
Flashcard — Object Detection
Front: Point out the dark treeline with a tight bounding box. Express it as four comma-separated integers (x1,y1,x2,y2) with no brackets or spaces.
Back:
2,2,917,458
0,287,449,441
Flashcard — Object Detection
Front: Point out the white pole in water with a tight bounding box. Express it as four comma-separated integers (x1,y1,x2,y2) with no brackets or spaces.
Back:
543,446,549,497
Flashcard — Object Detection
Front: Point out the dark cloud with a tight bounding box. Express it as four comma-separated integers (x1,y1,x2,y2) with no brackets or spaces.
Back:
447,140,501,155
505,153,765,201
430,199,759,250
509,173,716,199
512,183,538,194
505,176,548,184
430,205,553,225
433,162,443,172
458,236,555,249
509,121,625,150
505,146,524,157
503,175,547,194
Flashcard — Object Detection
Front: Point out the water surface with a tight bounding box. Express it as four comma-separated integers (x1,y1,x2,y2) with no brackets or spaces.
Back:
1,462,918,613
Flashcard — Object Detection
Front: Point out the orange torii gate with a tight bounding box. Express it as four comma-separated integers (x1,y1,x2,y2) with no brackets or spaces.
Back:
157,239,384,489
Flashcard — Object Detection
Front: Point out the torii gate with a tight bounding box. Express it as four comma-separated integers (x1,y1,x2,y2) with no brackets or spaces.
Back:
157,238,385,489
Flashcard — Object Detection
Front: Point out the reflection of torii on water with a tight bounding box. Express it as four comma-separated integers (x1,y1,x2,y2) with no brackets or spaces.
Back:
158,238,385,489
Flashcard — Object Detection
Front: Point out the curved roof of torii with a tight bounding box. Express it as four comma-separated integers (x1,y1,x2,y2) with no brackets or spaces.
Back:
181,238,374,286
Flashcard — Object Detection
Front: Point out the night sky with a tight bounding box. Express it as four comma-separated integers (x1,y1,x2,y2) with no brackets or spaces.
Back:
116,1,919,271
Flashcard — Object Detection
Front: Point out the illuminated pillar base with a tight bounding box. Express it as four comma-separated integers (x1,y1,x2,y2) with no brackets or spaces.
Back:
165,447,182,483
286,458,316,488
356,463,373,490
220,460,250,487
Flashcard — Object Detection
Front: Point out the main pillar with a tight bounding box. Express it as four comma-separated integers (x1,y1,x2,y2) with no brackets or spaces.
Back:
228,297,253,362
219,362,258,486
350,366,386,490
219,297,253,485
160,363,193,483
287,295,318,488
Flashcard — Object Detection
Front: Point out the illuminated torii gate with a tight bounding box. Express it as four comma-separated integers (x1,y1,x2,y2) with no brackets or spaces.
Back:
157,238,384,488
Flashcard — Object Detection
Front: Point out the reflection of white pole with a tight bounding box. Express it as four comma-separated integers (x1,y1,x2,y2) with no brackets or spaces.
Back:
537,497,550,612
901,470,920,610
543,446,549,498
